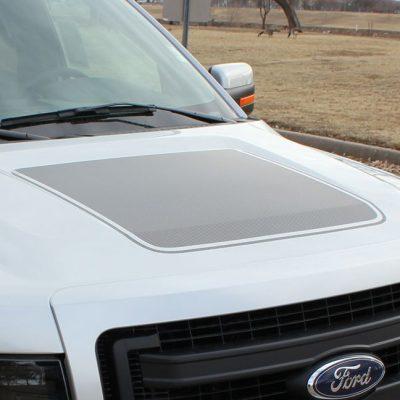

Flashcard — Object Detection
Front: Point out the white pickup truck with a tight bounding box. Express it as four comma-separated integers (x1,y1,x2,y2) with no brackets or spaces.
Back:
0,1,399,400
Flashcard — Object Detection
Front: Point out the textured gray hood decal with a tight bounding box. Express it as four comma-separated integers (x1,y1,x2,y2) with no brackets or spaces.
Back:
17,150,381,251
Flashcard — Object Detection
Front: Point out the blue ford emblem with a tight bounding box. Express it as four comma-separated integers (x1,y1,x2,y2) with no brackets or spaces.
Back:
307,354,385,399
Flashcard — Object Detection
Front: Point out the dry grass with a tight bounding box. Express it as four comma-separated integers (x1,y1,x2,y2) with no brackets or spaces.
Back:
143,5,400,32
165,26,400,150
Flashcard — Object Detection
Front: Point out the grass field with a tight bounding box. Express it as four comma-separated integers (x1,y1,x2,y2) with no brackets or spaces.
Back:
163,26,400,150
144,5,400,32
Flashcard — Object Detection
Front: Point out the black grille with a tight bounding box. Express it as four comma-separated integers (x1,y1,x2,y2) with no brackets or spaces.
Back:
126,347,400,400
377,344,400,376
97,283,400,400
135,283,400,352
128,352,289,400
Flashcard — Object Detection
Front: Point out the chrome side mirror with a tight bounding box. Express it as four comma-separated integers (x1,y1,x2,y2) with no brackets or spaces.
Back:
210,63,255,115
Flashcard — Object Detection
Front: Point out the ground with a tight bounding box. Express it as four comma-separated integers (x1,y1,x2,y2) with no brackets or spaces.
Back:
165,26,400,151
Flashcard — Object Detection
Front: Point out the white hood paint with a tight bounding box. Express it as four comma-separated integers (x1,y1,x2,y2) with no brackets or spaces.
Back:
0,121,399,398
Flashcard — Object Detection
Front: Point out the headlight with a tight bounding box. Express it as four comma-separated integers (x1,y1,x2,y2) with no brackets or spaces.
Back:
0,359,69,400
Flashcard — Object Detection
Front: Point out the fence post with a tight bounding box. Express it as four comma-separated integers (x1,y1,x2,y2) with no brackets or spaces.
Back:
182,0,190,48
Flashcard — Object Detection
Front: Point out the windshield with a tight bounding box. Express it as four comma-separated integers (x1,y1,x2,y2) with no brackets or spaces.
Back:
0,0,238,123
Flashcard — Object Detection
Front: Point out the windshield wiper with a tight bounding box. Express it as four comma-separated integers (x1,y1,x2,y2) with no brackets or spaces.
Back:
0,128,48,141
0,102,234,129
0,103,155,129
145,104,233,124
61,103,234,124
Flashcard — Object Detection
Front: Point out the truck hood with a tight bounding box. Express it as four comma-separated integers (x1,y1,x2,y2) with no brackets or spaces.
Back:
0,120,399,354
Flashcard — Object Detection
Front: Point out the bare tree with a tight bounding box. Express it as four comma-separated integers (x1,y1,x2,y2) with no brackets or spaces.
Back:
259,0,272,31
256,0,302,38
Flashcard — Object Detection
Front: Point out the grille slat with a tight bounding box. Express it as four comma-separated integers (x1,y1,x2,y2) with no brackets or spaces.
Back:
128,353,288,400
150,284,400,352
377,344,400,375
97,283,400,400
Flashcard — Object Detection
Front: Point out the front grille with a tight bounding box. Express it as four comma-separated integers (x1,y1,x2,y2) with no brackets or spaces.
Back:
128,353,289,400
127,347,400,400
97,283,400,400
377,344,400,376
134,283,400,352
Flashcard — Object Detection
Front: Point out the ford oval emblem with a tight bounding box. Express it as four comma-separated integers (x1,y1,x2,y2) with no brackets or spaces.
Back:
307,354,385,399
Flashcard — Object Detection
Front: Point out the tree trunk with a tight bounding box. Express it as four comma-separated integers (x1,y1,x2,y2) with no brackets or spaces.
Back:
274,0,302,29
261,11,267,29
259,0,271,31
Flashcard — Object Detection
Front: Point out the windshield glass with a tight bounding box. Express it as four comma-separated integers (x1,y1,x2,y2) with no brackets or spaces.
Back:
0,0,238,122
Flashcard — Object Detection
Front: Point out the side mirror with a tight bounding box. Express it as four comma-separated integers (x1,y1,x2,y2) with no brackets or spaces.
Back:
209,63,255,115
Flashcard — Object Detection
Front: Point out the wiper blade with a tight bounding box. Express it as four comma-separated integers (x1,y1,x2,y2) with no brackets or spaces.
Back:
0,103,155,128
149,105,233,124
0,128,48,141
0,103,233,129
62,103,233,124
61,102,232,123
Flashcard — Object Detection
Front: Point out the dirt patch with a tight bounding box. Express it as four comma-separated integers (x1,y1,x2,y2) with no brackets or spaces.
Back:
321,49,386,57
365,73,382,80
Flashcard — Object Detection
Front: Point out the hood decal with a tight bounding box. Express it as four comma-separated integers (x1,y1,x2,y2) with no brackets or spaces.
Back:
16,150,382,252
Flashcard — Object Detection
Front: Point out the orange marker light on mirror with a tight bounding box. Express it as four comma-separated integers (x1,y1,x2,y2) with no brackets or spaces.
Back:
239,94,255,108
